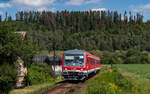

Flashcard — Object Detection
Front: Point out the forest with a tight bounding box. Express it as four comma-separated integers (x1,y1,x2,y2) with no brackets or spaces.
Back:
0,10,149,51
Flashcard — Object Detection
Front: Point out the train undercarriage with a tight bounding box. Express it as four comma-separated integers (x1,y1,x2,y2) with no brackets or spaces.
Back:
62,69,100,80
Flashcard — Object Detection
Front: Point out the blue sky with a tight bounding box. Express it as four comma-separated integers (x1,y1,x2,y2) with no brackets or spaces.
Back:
0,0,149,21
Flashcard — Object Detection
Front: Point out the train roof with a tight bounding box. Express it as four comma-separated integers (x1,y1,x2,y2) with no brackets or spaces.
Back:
64,49,85,54
64,49,100,60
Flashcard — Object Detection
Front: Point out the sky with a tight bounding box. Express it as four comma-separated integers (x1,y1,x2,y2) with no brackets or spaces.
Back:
0,0,149,21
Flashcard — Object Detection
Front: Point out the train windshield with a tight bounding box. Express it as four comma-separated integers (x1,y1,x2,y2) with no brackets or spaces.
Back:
64,54,84,67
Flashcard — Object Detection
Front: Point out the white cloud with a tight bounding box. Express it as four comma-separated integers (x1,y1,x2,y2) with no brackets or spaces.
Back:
65,0,84,6
130,4,150,12
129,4,148,20
142,4,150,10
65,0,99,6
130,5,141,12
0,3,11,8
91,8,106,11
37,7,56,12
12,0,55,7
10,0,56,12
85,0,99,4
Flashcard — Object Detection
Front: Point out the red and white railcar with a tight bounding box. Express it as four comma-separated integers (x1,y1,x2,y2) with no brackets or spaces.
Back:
62,49,100,80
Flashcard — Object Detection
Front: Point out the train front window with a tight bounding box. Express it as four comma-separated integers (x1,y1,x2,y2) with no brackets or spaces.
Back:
64,54,84,67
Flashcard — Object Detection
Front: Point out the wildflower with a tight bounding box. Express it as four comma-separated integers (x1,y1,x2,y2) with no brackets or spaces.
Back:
109,82,118,89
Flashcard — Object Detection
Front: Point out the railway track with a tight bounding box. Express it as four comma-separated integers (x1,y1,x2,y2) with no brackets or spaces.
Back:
42,73,100,94
42,65,108,94
42,81,83,94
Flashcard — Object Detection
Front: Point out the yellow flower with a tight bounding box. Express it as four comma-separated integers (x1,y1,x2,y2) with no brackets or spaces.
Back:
109,82,118,89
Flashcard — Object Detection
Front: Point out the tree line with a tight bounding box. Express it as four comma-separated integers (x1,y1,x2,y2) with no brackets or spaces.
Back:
2,10,144,31
0,10,150,52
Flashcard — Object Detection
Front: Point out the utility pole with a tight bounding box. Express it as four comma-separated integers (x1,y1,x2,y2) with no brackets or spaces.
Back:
53,40,56,76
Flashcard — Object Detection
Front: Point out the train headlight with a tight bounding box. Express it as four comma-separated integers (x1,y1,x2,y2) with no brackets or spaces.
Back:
65,68,67,70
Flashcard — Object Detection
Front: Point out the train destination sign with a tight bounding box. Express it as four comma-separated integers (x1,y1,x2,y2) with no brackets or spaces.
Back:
65,56,74,60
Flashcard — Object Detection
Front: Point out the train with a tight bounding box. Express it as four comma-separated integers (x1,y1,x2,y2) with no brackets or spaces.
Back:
62,49,100,80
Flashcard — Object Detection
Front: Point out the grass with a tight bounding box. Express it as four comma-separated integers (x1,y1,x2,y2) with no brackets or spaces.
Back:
10,82,55,94
115,64,150,94
10,77,63,94
115,64,150,79
84,65,150,94
122,72,150,94
84,68,140,94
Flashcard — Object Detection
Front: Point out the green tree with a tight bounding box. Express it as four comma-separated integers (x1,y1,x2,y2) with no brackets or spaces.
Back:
0,24,37,93
0,63,17,94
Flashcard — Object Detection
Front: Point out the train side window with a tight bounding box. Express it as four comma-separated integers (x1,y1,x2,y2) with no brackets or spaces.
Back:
92,59,94,65
94,60,96,65
93,60,94,65
88,58,90,65
88,57,91,65
98,60,100,64
97,60,99,65
90,58,92,65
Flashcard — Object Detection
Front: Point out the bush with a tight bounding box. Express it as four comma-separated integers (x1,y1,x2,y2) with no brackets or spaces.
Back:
26,63,53,85
126,49,140,57
124,55,149,64
140,55,150,64
124,56,139,64
0,63,17,94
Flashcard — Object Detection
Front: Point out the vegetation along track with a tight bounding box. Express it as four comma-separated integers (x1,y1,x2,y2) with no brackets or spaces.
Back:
42,65,108,94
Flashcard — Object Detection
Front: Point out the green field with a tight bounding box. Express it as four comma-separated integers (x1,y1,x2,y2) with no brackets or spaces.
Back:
115,64,150,79
84,65,150,94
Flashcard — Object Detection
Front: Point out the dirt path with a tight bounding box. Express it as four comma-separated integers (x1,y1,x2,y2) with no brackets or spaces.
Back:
42,65,108,94
42,80,86,94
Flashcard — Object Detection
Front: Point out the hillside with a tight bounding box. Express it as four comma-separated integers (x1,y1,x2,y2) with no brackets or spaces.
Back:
1,10,150,51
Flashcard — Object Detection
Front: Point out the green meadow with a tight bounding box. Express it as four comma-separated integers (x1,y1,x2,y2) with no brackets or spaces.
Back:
115,64,150,79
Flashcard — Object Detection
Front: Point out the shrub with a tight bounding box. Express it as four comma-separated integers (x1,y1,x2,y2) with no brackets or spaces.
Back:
124,55,149,64
0,63,17,94
26,63,53,85
126,49,140,57
124,56,139,64
140,55,149,64
116,57,123,64
101,57,120,64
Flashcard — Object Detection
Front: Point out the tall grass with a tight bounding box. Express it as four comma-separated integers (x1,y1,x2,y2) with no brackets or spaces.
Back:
85,68,141,94
10,76,63,94
10,82,55,94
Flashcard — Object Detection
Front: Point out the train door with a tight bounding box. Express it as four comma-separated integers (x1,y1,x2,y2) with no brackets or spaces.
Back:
87,57,91,71
87,56,89,74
